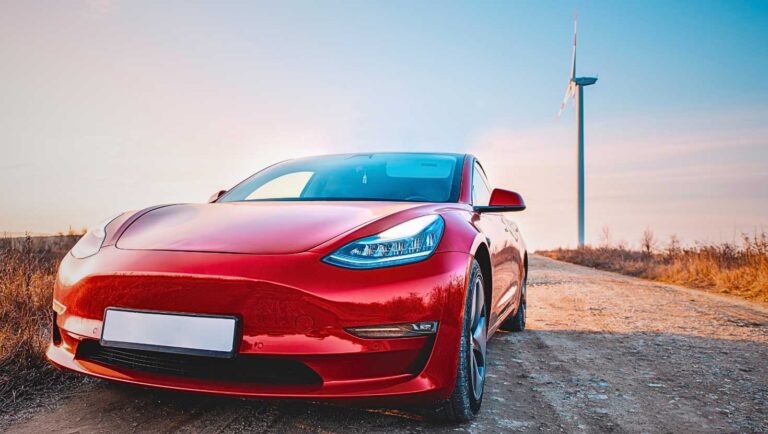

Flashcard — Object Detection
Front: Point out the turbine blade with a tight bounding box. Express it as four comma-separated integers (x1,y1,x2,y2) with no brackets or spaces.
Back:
557,82,575,117
571,14,577,79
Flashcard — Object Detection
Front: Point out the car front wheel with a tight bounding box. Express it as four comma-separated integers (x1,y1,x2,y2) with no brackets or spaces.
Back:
428,259,486,422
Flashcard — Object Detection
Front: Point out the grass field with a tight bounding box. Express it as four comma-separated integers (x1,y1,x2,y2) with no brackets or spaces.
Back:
0,235,84,411
539,232,768,303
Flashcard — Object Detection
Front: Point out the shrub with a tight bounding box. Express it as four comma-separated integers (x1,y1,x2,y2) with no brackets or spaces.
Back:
539,232,768,302
0,235,82,410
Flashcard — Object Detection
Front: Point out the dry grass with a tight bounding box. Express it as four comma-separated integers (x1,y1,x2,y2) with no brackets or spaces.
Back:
539,233,768,303
0,235,84,411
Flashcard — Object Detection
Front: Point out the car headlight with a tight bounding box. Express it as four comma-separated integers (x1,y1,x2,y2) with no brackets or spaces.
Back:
70,214,121,259
323,215,444,269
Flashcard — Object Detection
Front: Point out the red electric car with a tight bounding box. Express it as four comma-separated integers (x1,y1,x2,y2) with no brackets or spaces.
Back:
48,152,527,422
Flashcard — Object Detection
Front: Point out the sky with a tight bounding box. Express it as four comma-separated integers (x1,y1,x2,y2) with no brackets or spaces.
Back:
1,0,767,250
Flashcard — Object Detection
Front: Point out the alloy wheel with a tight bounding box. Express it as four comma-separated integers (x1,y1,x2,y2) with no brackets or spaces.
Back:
469,276,487,401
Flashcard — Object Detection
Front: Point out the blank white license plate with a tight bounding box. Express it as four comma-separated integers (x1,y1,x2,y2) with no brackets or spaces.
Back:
101,308,238,358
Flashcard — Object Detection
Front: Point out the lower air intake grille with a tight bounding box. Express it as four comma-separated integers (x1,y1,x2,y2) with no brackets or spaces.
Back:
76,340,322,385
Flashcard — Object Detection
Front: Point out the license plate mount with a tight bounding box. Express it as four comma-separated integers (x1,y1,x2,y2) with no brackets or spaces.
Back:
100,308,239,359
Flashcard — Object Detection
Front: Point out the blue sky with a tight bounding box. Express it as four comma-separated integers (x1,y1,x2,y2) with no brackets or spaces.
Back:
1,0,767,249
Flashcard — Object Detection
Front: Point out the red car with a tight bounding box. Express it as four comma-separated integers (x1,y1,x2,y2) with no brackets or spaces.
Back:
48,152,527,422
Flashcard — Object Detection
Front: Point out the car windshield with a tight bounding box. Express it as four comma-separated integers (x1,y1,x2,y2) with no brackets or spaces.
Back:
220,153,464,203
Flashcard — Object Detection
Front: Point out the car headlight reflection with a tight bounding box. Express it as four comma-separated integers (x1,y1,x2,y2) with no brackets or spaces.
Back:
323,215,444,269
70,214,121,259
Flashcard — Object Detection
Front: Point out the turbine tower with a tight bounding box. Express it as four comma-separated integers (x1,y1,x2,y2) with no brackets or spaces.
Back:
559,16,597,247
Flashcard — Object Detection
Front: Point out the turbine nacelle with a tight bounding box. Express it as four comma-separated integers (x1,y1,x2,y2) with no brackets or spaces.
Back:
573,77,598,86
558,15,598,117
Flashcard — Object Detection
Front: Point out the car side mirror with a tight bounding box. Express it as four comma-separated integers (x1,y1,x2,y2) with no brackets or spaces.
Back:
208,190,227,203
474,189,526,212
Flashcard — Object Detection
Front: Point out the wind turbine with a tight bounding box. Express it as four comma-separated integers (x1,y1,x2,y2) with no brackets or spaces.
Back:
558,15,597,248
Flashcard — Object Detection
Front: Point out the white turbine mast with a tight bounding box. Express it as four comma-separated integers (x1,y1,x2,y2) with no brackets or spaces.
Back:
558,14,597,247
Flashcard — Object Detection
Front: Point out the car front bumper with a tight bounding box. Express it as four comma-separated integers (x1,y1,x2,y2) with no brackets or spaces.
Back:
48,247,471,403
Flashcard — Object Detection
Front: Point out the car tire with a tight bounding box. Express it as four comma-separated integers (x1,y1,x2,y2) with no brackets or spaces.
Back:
427,259,486,423
499,272,526,332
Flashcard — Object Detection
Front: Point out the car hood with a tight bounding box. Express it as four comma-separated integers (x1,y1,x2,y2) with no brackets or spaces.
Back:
116,202,424,254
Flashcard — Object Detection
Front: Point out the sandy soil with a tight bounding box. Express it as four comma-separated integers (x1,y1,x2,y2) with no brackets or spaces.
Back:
3,255,767,433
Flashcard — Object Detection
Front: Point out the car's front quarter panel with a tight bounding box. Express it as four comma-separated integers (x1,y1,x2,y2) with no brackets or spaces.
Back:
439,208,526,334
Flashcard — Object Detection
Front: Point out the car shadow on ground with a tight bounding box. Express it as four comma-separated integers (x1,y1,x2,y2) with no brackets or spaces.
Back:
96,379,431,432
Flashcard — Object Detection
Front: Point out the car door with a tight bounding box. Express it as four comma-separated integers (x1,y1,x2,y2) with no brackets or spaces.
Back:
470,162,521,328
499,212,524,306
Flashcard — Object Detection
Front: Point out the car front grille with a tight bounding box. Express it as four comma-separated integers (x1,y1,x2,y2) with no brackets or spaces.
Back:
76,340,322,386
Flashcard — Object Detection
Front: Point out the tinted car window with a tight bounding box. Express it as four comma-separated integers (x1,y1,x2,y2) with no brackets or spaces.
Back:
221,153,464,203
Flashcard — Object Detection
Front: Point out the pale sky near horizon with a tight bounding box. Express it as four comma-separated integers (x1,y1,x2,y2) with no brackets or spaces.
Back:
1,1,767,250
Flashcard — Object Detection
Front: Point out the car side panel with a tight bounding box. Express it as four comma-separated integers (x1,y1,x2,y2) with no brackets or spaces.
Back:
470,212,514,330
501,215,526,314
465,155,525,332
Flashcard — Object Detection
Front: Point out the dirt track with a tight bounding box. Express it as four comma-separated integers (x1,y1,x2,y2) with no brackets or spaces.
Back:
4,255,768,433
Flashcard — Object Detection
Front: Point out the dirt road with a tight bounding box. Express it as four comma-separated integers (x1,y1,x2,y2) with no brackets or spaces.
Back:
4,255,767,433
